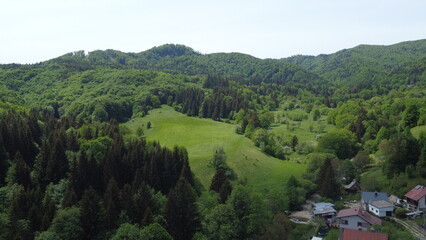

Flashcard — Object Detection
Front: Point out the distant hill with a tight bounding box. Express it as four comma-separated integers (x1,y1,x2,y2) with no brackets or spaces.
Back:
42,44,323,87
282,39,426,87
1,40,426,118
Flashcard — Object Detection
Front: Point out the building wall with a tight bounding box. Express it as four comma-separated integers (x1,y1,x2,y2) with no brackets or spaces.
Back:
419,196,426,210
368,205,394,217
338,216,370,231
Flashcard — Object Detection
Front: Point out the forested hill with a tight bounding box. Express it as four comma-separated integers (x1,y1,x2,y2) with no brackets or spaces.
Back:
43,44,323,86
282,39,426,87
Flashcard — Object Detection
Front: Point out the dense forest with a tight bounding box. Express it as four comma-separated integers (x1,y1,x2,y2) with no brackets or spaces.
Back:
1,39,426,239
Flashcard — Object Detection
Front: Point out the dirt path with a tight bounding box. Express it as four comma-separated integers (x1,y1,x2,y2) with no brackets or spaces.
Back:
392,217,426,239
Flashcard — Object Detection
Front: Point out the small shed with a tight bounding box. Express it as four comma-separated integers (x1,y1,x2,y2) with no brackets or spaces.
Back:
344,179,361,193
312,202,337,223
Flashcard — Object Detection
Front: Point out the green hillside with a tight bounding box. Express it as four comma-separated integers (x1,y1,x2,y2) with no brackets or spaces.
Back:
125,105,306,193
282,39,426,87
43,44,324,87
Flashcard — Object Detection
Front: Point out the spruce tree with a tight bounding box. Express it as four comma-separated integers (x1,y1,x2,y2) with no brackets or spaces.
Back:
219,179,232,204
316,158,340,199
166,178,200,240
210,169,227,192
104,178,120,229
8,152,31,188
80,187,103,240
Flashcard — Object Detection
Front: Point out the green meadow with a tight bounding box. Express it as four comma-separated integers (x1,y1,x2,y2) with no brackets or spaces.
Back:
124,105,306,194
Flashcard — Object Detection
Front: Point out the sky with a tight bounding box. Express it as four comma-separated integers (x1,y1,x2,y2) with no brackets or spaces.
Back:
1,0,425,64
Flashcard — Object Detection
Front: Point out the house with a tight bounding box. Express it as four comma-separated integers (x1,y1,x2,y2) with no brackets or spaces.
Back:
312,202,337,223
405,185,426,211
336,207,382,231
368,200,394,217
361,192,389,210
343,179,361,194
340,228,388,240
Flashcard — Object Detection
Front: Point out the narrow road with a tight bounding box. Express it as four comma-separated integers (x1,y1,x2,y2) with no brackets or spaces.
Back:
392,217,426,239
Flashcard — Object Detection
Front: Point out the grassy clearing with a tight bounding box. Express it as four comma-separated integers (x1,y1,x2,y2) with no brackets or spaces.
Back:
270,108,335,163
124,105,306,194
411,125,426,139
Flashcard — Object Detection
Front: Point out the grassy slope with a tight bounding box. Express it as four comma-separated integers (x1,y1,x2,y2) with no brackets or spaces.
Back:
124,105,306,194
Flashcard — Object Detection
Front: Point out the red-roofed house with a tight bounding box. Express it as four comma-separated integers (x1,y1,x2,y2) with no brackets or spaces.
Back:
336,207,382,231
340,228,388,240
405,185,426,211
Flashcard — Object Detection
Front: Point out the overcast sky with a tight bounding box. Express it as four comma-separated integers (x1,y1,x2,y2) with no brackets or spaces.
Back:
1,0,425,63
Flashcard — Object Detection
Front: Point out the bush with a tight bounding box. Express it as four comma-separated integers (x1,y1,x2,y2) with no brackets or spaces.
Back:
395,208,408,219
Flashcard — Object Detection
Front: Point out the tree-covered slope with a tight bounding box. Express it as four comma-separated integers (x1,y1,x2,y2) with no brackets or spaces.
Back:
282,39,426,86
45,44,324,87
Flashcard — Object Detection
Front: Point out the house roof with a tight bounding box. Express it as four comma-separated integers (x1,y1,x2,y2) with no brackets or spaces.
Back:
405,185,426,201
313,202,336,215
336,207,382,225
370,200,394,209
361,192,388,203
341,228,388,240
313,202,335,209
313,206,337,215
344,179,360,190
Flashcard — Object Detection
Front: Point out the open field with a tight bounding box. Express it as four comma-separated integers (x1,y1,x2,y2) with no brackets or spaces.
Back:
124,105,306,194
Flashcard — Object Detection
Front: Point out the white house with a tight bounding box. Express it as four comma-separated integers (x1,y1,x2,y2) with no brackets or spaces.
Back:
336,207,382,231
405,185,426,211
368,200,394,217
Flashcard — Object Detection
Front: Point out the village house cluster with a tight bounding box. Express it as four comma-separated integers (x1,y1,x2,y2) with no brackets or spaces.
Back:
310,183,426,240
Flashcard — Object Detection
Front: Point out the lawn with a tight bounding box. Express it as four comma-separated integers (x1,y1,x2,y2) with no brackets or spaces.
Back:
124,105,306,194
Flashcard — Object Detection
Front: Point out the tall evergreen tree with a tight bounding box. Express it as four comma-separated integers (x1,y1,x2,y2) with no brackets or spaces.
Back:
219,179,233,204
80,187,103,240
210,169,233,203
132,183,154,224
166,178,200,240
104,178,120,230
41,189,57,231
210,169,227,193
316,158,340,199
7,152,31,188
286,175,300,211
0,132,9,186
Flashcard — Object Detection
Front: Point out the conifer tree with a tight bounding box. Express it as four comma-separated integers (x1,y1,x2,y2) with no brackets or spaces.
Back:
210,169,227,192
80,187,103,240
219,179,233,204
141,207,154,227
104,178,120,229
0,132,10,186
316,158,340,199
7,152,31,188
41,191,57,231
166,178,200,240
131,183,153,224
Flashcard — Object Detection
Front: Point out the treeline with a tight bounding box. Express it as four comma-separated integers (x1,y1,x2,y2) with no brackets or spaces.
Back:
0,110,201,240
